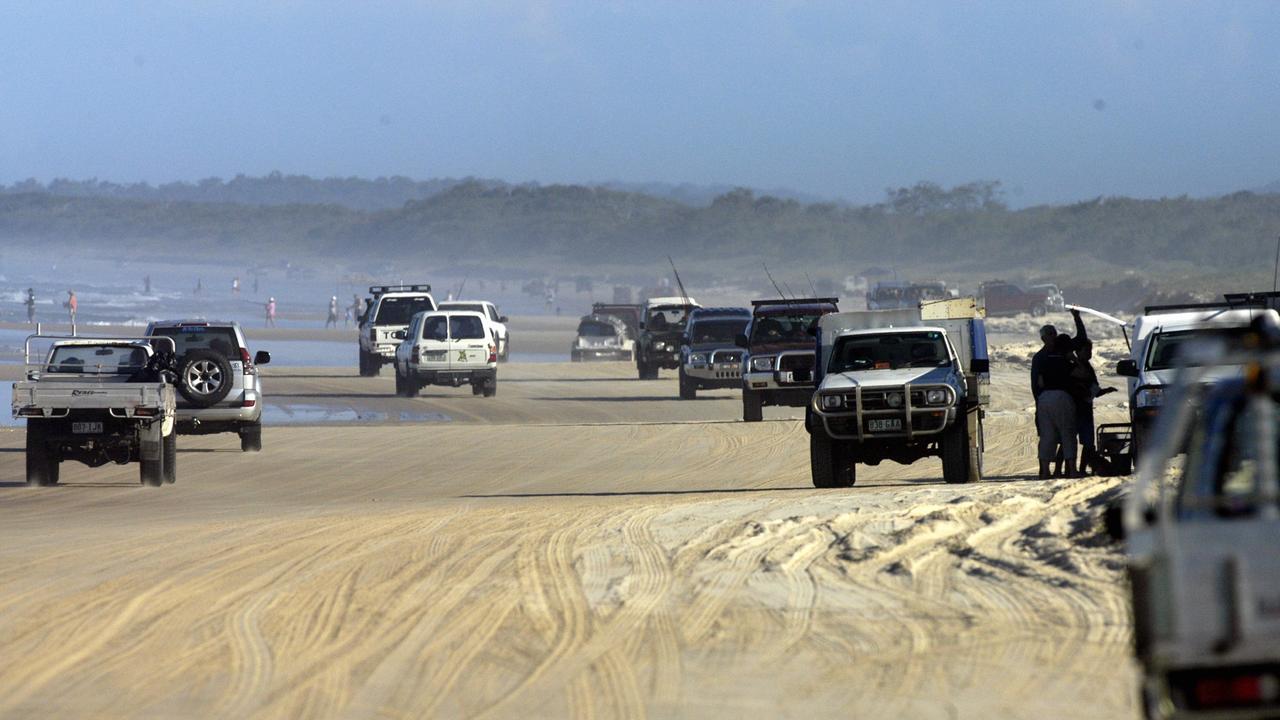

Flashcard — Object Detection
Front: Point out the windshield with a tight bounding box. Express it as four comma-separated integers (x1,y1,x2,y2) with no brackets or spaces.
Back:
829,331,950,373
688,318,748,345
578,320,617,337
1146,328,1242,371
48,345,147,374
374,296,436,325
645,306,691,330
151,326,240,358
750,314,819,345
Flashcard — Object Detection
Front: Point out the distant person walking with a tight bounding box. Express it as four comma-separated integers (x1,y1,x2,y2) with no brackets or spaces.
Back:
63,290,78,327
252,274,259,294
265,297,277,328
24,288,36,324
194,278,203,296
143,275,151,294
232,276,241,295
326,296,339,328
349,295,363,326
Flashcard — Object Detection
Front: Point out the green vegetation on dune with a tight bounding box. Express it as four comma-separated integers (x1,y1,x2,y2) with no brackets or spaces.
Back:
2,179,1279,278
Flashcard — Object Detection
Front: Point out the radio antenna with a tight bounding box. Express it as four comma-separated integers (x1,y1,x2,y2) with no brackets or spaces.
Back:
1272,235,1279,293
804,272,819,297
668,256,690,305
763,263,789,302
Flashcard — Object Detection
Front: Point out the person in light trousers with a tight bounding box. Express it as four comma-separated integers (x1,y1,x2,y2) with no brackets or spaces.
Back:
1035,334,1078,479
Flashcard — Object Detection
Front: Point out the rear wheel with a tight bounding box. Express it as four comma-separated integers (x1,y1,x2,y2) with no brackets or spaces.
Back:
25,421,58,487
139,438,165,487
500,338,510,362
482,376,497,398
968,412,985,483
163,431,177,483
359,349,381,377
240,422,262,452
471,381,483,395
637,361,658,380
810,431,855,488
742,388,763,422
1030,304,1047,317
941,418,971,484
394,366,407,396
678,369,697,400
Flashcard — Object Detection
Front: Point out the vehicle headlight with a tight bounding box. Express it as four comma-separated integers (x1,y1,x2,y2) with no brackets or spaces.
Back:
886,392,904,408
925,388,950,405
820,393,846,410
1136,387,1164,407
751,356,775,372
655,341,668,351
688,353,707,366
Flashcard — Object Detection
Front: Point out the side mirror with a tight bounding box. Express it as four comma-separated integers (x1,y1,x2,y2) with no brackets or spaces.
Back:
391,330,406,340
734,333,749,348
1116,359,1138,377
970,358,990,374
498,316,509,324
254,350,271,365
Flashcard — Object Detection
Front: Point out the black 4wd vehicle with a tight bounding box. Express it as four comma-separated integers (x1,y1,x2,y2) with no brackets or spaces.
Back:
635,296,701,379
737,297,839,422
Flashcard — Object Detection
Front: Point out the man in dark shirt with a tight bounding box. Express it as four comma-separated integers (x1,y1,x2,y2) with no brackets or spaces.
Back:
1030,324,1058,399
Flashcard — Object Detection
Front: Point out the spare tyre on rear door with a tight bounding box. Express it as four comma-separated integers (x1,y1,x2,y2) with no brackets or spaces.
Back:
176,349,234,408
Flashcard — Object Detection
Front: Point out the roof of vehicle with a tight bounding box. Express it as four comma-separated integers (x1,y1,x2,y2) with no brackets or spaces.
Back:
147,319,241,327
370,284,431,295
836,325,948,336
751,299,839,316
689,307,751,320
49,338,153,347
415,309,486,318
1133,308,1278,344
439,300,494,308
646,296,700,308
578,314,627,330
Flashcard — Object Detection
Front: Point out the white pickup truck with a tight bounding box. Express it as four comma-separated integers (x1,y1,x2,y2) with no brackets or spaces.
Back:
1115,334,1280,719
807,298,989,487
393,310,498,397
358,284,437,376
12,336,178,487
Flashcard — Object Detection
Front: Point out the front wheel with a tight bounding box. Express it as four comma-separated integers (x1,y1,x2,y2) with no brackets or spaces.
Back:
25,421,58,486
810,431,855,488
678,369,696,400
941,418,972,484
1030,304,1047,318
240,423,263,453
742,388,763,422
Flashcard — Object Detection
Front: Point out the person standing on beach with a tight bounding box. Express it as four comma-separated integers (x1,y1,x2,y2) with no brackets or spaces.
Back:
349,295,363,326
24,288,36,324
1036,334,1078,479
144,275,151,294
64,290,78,326
232,276,241,295
326,296,339,328
194,278,203,296
265,297,277,328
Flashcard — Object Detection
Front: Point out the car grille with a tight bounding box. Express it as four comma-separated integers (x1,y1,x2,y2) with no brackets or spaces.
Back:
778,353,814,372
860,388,926,410
712,350,743,364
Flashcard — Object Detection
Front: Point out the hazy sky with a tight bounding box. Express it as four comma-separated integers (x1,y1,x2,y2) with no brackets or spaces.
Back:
2,1,1277,206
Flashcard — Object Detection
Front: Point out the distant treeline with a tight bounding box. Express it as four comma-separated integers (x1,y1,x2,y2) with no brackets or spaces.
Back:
2,178,1278,273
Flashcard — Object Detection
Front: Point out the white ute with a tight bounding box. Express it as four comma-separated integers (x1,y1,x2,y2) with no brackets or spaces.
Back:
358,284,437,376
393,310,498,397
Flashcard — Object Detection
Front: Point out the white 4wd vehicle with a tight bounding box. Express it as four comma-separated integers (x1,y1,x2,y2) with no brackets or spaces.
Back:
358,284,436,376
1117,304,1280,462
145,320,271,452
393,311,498,397
1115,339,1280,719
808,299,989,487
438,300,510,361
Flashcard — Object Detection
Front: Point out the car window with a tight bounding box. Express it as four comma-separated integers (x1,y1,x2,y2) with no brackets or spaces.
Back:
422,316,448,341
48,345,147,374
151,326,240,359
689,318,748,344
749,313,819,345
375,296,436,325
578,320,617,337
829,332,949,373
489,307,500,321
1179,398,1280,519
450,315,486,340
1146,328,1239,371
647,306,690,328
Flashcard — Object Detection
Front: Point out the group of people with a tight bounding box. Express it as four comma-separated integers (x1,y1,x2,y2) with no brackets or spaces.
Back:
1030,309,1115,478
21,289,77,325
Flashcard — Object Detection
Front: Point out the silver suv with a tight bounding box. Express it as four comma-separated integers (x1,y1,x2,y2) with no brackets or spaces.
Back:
145,320,271,452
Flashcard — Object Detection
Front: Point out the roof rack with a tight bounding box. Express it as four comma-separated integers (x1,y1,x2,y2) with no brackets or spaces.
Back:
751,297,838,307
1143,300,1263,315
369,284,431,295
1223,291,1280,310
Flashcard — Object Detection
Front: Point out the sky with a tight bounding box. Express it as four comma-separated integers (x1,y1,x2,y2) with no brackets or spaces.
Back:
1,0,1278,206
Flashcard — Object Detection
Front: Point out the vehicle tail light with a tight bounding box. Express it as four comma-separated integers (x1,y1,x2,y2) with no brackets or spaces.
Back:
242,399,256,408
488,344,497,363
134,406,159,417
412,346,420,364
1193,675,1273,708
369,327,377,343
239,347,255,374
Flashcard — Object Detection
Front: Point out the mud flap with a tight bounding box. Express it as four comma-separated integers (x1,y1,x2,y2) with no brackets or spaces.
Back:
967,406,984,483
139,422,163,461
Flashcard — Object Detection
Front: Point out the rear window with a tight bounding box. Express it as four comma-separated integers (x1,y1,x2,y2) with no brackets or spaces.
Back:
422,316,448,341
48,345,147,374
374,296,436,325
151,326,240,358
451,316,487,340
